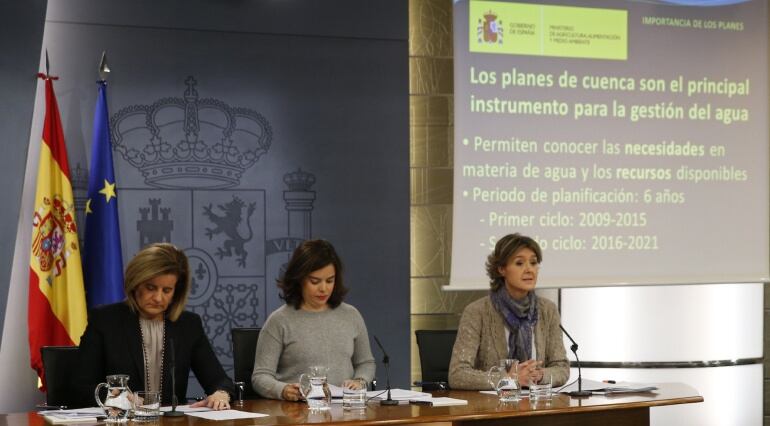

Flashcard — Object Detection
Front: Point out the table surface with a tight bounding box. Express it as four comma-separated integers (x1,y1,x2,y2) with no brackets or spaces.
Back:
7,382,703,426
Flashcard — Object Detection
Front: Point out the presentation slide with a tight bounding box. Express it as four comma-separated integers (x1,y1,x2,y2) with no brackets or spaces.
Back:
450,0,768,289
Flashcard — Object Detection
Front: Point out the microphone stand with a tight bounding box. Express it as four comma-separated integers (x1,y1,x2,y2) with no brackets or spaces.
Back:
559,325,592,398
164,338,184,417
373,336,398,406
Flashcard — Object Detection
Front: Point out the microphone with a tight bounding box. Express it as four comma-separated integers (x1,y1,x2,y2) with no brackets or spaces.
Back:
559,324,592,398
372,335,398,406
164,338,184,417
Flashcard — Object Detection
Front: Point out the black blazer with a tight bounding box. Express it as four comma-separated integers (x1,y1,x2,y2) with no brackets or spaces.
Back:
73,303,234,407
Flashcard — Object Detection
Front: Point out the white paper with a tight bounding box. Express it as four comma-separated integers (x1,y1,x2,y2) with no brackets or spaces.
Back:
40,407,104,424
558,378,611,393
366,388,431,401
185,410,269,421
38,408,104,416
41,414,100,424
160,405,211,413
424,397,468,407
480,389,529,396
558,378,658,394
328,384,345,398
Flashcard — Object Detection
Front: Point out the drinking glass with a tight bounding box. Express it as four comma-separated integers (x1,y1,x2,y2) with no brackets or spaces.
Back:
132,391,160,422
234,381,246,407
529,370,553,402
342,379,367,411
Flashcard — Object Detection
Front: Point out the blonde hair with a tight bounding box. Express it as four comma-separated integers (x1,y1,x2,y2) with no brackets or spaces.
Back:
124,243,190,321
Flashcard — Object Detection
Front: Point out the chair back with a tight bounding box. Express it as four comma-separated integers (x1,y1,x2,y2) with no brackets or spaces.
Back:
231,327,261,398
415,329,457,391
41,346,81,408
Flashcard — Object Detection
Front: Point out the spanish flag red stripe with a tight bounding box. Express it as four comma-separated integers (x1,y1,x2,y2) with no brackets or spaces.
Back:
28,76,87,390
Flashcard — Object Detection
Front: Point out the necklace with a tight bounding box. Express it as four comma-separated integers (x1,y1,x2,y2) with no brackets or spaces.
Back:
139,317,166,400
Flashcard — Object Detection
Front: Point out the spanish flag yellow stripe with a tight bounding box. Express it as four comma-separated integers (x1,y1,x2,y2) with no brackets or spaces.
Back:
29,140,87,344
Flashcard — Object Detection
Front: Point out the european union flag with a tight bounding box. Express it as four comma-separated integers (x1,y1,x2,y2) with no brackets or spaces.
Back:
83,80,124,307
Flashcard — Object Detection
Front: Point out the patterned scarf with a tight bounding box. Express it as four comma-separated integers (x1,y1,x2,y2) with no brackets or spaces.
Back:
490,287,538,361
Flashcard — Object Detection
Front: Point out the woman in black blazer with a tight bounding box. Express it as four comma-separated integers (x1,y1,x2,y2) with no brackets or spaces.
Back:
74,243,234,409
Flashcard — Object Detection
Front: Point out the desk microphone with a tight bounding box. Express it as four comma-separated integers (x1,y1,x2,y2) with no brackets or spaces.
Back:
372,335,398,406
164,338,184,417
559,324,592,398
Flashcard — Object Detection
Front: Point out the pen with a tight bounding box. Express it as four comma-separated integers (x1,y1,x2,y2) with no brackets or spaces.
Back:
36,405,68,410
412,381,448,390
41,412,105,417
603,380,616,384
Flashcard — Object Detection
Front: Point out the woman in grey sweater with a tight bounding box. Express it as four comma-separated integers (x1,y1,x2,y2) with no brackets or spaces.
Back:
251,240,376,400
448,233,570,390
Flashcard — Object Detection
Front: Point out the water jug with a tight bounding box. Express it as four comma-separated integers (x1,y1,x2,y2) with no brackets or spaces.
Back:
95,374,133,422
299,366,331,410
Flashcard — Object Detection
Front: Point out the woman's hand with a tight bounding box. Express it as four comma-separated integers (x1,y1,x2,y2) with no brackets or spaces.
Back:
531,366,545,384
190,390,230,410
517,360,542,386
342,379,364,390
281,383,303,401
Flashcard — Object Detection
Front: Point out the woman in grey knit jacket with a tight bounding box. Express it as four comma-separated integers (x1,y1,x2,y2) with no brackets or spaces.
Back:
448,233,570,390
251,240,376,400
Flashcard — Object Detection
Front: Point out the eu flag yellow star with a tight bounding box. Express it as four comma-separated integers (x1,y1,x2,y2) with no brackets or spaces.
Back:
85,199,93,214
99,179,117,203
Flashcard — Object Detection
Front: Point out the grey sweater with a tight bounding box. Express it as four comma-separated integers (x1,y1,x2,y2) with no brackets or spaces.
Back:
251,303,376,399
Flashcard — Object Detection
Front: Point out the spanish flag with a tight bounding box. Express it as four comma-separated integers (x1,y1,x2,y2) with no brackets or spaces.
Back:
28,75,87,389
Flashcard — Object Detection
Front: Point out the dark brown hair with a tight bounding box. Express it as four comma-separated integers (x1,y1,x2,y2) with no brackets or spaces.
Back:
485,233,542,291
278,239,348,309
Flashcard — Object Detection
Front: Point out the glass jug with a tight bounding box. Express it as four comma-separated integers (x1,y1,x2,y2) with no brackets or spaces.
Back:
487,359,519,403
95,374,133,422
299,366,331,410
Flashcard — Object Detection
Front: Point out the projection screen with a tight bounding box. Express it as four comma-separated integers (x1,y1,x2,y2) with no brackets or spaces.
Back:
450,0,768,289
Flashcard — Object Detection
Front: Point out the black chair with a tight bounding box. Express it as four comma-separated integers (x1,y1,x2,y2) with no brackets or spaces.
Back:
414,329,457,391
41,345,81,408
231,327,261,398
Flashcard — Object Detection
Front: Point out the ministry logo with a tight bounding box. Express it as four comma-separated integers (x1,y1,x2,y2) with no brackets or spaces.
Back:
477,10,504,44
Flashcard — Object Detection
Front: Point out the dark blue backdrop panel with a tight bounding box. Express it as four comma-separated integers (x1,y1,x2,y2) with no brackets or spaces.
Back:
42,0,409,391
0,0,48,347
48,0,406,41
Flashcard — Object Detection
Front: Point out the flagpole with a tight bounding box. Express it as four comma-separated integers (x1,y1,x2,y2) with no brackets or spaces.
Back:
98,51,110,82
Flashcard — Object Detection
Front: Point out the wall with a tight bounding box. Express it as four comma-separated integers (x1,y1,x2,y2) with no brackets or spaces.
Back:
0,0,47,345
0,0,49,413
765,284,770,426
409,0,487,383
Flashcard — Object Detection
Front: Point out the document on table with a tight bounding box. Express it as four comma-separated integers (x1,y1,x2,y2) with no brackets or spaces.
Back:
480,389,529,396
366,388,432,401
594,382,658,395
185,410,269,421
41,414,99,424
328,384,345,398
409,397,468,407
160,405,211,413
39,407,104,424
559,378,658,394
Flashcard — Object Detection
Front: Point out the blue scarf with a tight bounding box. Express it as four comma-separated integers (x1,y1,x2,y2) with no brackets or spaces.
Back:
490,287,538,361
